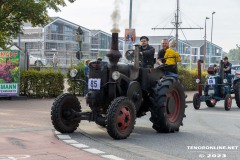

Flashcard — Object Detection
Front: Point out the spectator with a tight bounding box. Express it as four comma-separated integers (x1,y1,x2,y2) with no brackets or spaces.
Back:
84,59,91,95
53,53,59,68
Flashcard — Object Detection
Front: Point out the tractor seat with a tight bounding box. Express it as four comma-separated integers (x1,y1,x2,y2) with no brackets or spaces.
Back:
157,64,177,72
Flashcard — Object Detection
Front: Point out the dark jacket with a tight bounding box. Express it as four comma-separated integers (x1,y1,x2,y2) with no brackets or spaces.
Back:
140,45,155,68
223,62,232,74
157,49,166,64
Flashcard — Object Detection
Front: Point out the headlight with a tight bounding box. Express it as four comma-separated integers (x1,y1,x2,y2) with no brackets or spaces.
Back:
196,79,200,84
223,79,228,83
112,71,120,80
70,69,78,78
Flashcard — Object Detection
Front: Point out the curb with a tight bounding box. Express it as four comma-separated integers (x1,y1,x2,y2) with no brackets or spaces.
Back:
53,130,125,160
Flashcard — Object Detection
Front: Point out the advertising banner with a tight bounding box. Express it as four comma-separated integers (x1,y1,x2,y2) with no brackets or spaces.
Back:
124,29,136,45
0,50,20,96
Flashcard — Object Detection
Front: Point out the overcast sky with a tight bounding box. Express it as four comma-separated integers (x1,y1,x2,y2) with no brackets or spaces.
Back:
48,0,240,52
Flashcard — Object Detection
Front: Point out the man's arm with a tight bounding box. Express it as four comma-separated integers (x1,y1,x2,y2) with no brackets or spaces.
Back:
157,50,164,65
224,63,232,71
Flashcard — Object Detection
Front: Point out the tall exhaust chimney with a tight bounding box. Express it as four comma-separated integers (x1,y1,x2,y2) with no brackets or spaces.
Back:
106,33,122,66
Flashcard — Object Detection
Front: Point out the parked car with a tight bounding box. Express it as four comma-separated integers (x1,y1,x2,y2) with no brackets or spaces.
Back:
29,55,47,66
231,65,240,75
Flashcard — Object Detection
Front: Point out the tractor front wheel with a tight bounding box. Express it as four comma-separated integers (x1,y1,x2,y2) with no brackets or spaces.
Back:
224,94,232,111
205,99,216,108
106,97,136,139
150,78,186,133
51,93,81,133
193,93,201,110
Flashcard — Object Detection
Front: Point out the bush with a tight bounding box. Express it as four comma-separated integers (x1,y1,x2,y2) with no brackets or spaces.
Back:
20,69,64,97
178,66,207,91
67,61,86,95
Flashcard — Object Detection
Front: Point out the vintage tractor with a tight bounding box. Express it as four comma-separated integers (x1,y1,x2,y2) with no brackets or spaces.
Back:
193,60,240,111
51,32,186,139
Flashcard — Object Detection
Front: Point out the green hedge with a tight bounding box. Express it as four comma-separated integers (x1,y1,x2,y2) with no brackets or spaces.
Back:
178,66,207,91
20,69,64,97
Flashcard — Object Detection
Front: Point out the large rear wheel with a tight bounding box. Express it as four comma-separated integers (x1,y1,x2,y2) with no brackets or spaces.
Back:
106,97,136,139
150,78,186,133
234,80,240,108
51,93,81,133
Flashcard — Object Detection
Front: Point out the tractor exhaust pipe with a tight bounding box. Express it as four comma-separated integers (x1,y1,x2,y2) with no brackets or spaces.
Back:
197,60,203,96
219,60,224,83
130,44,140,80
106,33,122,66
106,32,122,100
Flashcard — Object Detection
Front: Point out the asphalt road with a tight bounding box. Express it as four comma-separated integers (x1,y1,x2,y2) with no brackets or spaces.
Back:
0,97,239,160
70,99,240,160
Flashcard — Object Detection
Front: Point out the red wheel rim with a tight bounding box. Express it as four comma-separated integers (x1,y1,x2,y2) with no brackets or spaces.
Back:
166,89,181,122
117,106,131,131
227,97,232,109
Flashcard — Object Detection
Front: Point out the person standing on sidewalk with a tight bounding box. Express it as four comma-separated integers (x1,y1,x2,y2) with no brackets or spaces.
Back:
53,53,59,68
84,60,90,95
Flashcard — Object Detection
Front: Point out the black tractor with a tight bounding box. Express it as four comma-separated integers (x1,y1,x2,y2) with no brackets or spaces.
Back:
51,32,186,139
193,60,240,111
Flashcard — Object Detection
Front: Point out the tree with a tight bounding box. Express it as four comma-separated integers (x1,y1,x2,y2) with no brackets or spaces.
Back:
0,0,76,49
228,48,240,62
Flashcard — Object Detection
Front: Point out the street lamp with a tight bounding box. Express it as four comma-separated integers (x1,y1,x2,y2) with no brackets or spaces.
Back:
76,27,83,60
209,11,216,67
204,17,210,70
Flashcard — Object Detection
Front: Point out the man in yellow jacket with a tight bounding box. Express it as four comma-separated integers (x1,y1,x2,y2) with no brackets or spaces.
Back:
164,40,181,65
164,40,181,77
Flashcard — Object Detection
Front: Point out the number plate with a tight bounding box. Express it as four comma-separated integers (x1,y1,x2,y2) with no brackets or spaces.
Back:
88,78,101,90
208,79,215,85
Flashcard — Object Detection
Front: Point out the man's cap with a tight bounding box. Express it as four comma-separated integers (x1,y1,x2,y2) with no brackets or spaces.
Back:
223,56,228,60
140,36,149,41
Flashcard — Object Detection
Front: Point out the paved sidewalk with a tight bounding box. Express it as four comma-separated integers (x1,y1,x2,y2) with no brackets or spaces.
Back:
0,99,103,160
185,91,195,103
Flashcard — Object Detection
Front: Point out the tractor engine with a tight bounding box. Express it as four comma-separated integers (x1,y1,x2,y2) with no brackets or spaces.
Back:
86,32,122,111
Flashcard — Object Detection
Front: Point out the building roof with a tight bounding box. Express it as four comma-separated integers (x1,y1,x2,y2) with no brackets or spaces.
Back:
186,40,204,47
186,40,222,49
47,17,91,32
135,36,174,44
91,30,124,42
135,36,192,46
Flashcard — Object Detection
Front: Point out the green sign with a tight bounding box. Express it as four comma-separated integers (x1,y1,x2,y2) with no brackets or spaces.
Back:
0,50,20,96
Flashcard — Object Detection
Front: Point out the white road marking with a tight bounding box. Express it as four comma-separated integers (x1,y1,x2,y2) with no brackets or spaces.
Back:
63,140,79,144
71,143,89,148
101,155,125,160
57,135,71,140
83,148,105,154
0,155,30,160
53,130,125,159
54,131,61,135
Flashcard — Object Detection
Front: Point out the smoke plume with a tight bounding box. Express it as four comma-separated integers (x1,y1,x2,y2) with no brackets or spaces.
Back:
111,0,122,33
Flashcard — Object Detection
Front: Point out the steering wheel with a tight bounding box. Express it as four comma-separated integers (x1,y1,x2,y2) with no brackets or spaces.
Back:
125,50,135,62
